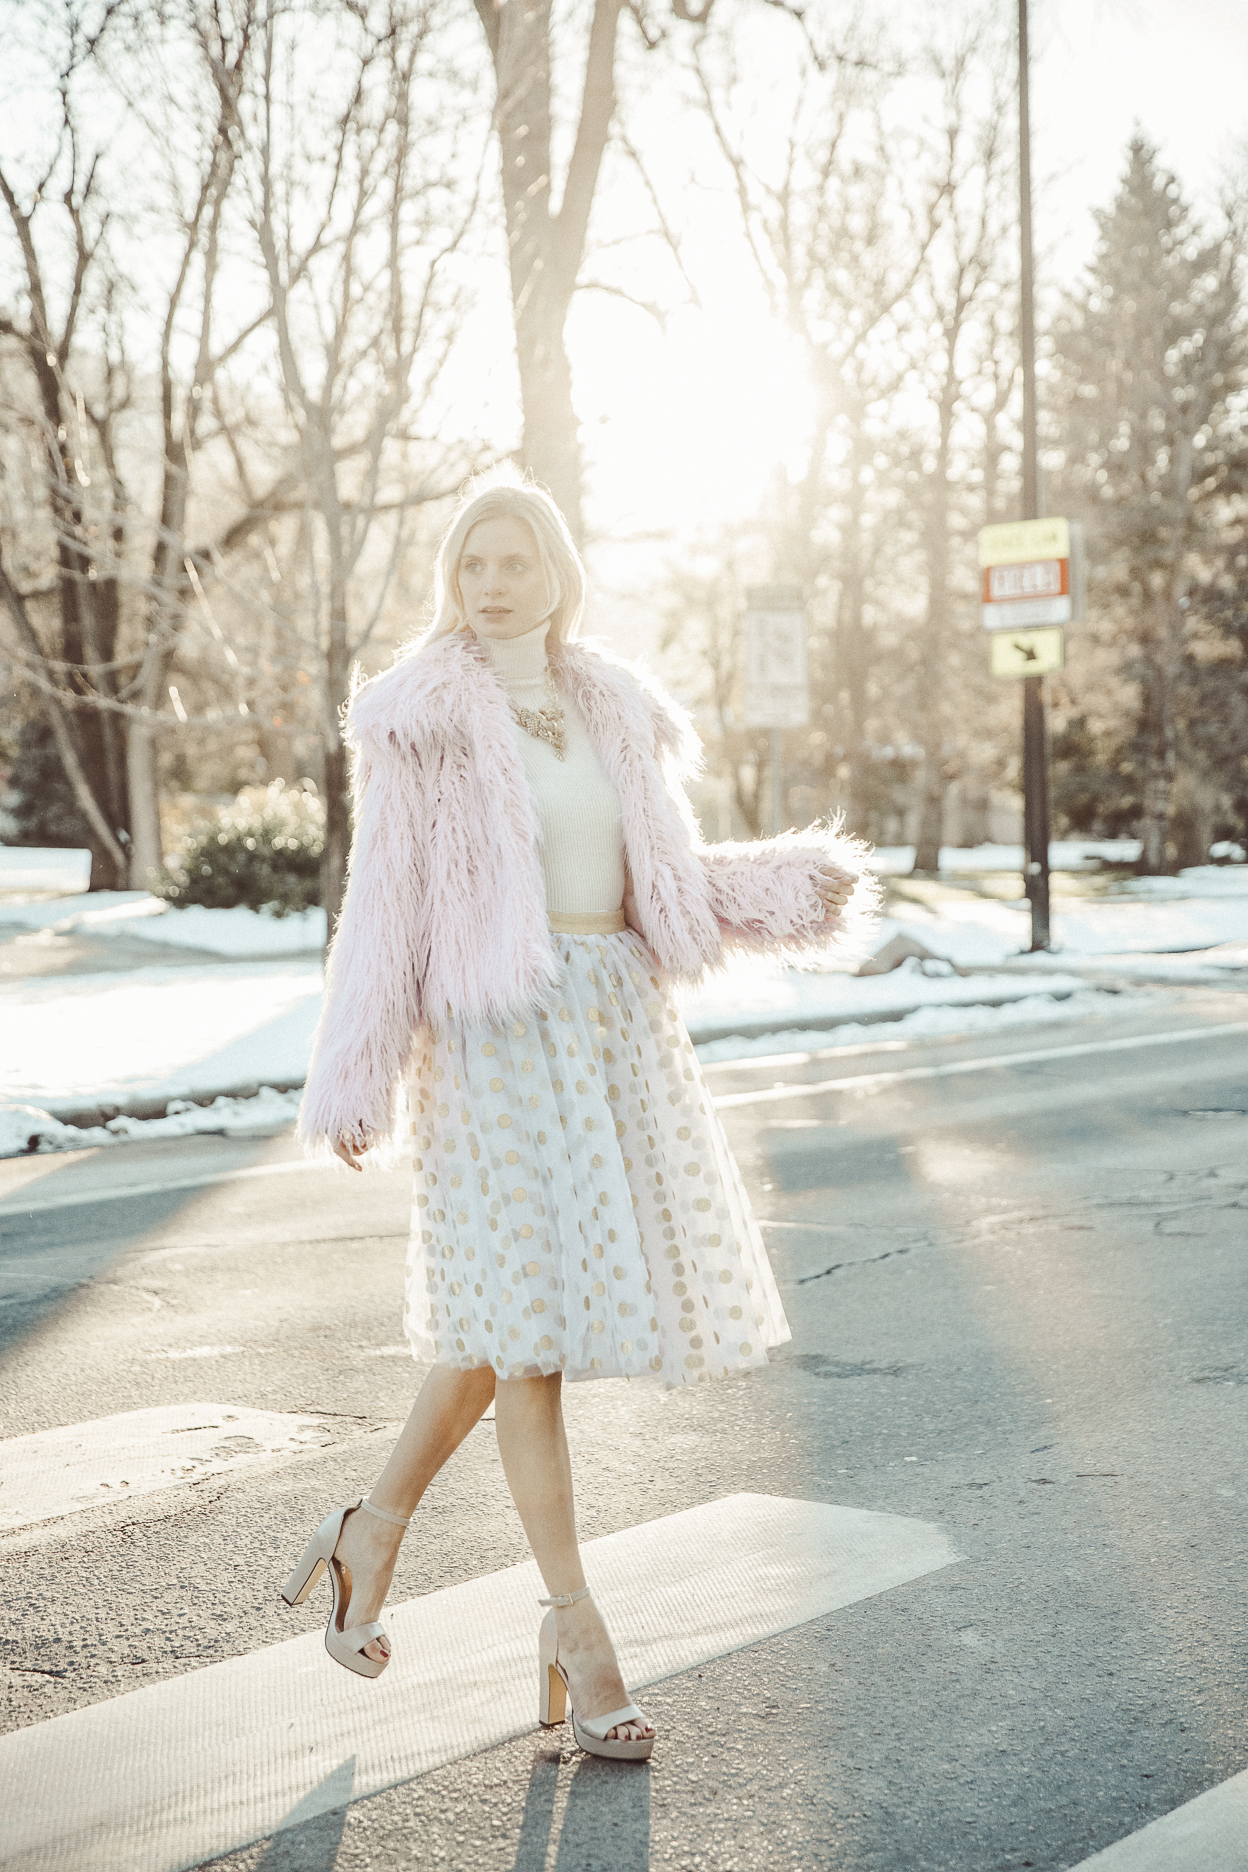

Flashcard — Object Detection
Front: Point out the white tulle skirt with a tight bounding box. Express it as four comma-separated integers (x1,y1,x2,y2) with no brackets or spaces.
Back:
402,927,790,1388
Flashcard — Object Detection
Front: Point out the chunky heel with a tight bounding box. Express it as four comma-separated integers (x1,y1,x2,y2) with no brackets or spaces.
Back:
282,1543,329,1607
540,1659,568,1726
535,1586,654,1761
280,1497,412,1679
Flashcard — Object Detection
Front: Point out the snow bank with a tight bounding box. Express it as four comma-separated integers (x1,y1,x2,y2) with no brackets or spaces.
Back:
0,890,326,954
693,986,1151,1064
886,885,1248,966
0,1085,304,1158
868,840,1146,874
1,962,322,1109
0,890,164,931
1,987,1151,1156
0,847,92,894
123,903,327,955
680,949,1090,1039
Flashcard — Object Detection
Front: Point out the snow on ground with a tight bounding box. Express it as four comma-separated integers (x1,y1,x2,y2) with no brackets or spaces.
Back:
677,951,1090,1038
1,962,322,1111
0,1085,304,1159
2,989,1148,1156
0,891,326,955
868,841,1146,874
692,986,1152,1064
0,847,92,894
886,875,1248,968
3,848,1246,1155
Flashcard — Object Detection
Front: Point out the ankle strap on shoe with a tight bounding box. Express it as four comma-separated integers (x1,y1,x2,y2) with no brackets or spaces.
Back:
538,1585,592,1608
359,1497,412,1528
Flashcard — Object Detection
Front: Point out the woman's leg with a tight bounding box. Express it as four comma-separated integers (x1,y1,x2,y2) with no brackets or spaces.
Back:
493,1373,653,1744
331,1363,496,1662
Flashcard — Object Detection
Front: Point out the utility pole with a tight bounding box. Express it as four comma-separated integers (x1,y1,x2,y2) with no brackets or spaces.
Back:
1018,0,1051,950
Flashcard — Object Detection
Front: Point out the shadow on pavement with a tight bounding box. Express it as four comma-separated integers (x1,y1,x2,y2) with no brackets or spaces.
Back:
252,1756,355,1870
0,1183,216,1359
512,1744,651,1871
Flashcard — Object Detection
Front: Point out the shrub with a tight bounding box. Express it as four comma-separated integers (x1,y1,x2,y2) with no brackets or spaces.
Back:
155,780,325,916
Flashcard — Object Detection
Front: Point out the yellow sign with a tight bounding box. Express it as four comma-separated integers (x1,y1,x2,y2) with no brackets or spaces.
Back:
978,516,1071,568
990,626,1065,679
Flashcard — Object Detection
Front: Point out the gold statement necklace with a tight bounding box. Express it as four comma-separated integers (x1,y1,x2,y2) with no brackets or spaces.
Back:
509,666,569,761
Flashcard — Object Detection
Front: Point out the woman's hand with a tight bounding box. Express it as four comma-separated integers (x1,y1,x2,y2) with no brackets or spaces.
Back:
814,861,857,917
332,1130,369,1173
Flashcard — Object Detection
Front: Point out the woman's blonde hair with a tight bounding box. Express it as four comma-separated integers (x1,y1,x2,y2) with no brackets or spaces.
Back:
424,479,587,645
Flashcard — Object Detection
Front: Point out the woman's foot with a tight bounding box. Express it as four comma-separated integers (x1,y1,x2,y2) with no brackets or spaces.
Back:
331,1505,405,1664
553,1596,655,1744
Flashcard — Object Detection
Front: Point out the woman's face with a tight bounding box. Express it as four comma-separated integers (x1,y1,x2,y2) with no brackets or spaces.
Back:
457,516,551,640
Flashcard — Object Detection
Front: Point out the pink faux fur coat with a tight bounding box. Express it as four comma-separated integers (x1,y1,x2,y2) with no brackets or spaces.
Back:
299,629,877,1154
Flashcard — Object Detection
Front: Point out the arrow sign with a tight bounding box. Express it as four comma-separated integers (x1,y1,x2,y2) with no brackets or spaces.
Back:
990,626,1064,679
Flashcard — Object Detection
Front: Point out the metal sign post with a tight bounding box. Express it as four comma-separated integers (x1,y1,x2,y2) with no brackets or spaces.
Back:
979,515,1085,946
1016,0,1051,951
742,584,810,835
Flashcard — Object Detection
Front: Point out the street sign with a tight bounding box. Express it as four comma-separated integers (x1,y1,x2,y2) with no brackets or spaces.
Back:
990,625,1064,679
979,516,1084,633
742,586,809,728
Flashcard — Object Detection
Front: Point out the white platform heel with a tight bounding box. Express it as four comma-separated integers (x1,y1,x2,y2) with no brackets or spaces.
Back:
537,1586,655,1761
281,1497,411,1679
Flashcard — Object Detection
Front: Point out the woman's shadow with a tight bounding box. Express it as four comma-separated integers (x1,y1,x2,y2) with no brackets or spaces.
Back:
512,1745,651,1872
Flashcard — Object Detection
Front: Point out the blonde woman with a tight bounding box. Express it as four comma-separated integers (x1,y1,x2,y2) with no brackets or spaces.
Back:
284,482,872,1760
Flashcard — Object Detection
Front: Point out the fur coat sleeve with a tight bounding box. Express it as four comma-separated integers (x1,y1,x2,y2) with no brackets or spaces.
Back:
623,657,882,966
296,737,427,1154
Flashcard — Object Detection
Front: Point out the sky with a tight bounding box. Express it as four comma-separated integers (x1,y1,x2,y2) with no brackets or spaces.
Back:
570,0,1248,588
3,0,1245,621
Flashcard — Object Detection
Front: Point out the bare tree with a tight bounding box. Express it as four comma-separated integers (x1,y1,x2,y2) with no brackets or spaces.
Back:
2,0,484,911
244,0,486,923
0,0,263,887
693,27,942,837
906,38,1014,873
470,0,875,544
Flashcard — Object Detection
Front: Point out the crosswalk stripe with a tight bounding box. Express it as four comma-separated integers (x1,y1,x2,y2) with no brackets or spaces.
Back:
713,1019,1248,1110
1072,1765,1248,1868
0,1404,349,1534
3,1492,958,1872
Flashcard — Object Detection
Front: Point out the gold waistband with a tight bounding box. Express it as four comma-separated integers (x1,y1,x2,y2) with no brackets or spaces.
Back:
549,909,626,936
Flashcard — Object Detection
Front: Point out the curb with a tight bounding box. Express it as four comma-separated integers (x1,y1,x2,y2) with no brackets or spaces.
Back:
30,986,1086,1130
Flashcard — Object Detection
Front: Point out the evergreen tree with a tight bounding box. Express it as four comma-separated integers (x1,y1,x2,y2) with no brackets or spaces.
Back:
4,717,93,851
1051,137,1248,872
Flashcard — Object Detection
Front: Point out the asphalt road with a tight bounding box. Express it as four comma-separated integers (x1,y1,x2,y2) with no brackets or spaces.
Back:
2,983,1247,1871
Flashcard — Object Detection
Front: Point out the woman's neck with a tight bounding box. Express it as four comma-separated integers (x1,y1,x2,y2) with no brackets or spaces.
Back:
474,618,552,689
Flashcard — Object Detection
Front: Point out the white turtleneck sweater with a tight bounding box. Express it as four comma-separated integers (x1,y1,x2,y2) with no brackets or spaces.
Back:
477,621,626,919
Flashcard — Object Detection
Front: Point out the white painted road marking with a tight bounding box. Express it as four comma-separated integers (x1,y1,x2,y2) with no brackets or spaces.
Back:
1073,1764,1248,1869
714,1019,1248,1110
2,1492,958,1872
0,1403,341,1533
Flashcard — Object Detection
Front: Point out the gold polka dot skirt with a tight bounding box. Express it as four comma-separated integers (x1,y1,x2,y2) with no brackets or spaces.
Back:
404,930,791,1387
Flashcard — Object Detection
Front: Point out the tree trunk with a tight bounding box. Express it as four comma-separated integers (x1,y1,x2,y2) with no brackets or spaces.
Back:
912,755,947,874
911,501,951,872
1135,596,1182,875
911,348,956,874
837,453,871,838
320,576,352,936
126,719,165,889
478,0,624,544
321,738,350,936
